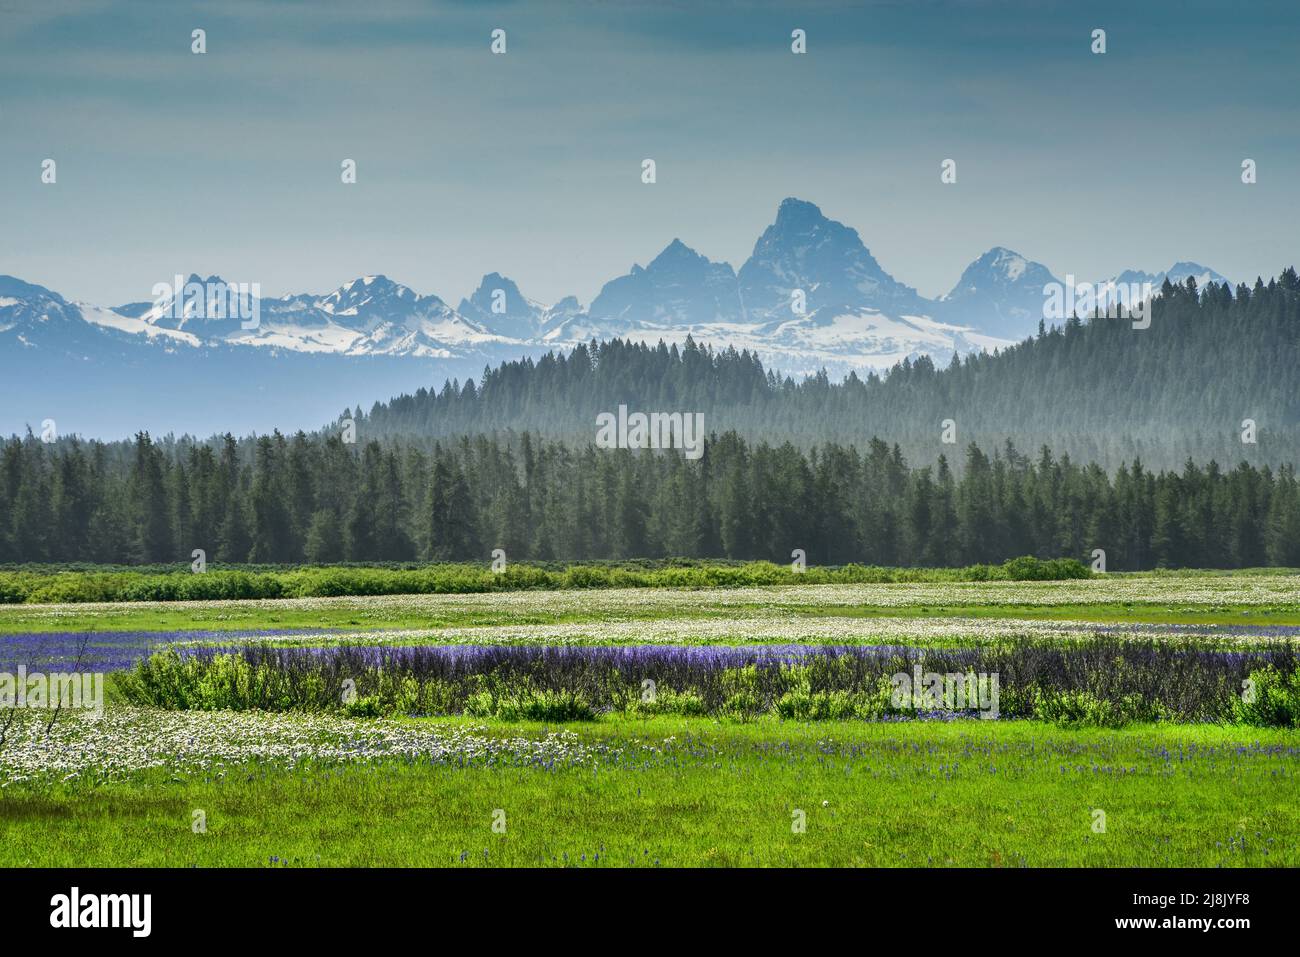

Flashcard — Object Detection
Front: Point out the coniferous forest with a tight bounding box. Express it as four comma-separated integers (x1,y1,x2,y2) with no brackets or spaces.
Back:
361,271,1300,471
3,427,1299,571
4,272,1299,571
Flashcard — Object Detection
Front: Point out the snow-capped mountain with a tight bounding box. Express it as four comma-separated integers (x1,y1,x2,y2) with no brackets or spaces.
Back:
1,275,92,344
738,197,928,324
458,273,545,338
938,247,1063,340
539,295,583,333
111,274,501,358
588,239,742,326
559,199,997,373
296,276,493,357
1,275,202,354
1090,262,1233,312
2,198,1238,386
1103,262,1232,291
725,200,1008,368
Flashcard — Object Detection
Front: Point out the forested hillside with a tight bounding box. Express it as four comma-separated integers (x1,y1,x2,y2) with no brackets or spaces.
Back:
3,428,1298,570
361,270,1300,471
4,271,1298,570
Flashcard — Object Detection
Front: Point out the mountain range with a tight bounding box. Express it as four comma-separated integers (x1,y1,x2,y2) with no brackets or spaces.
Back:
0,197,1233,437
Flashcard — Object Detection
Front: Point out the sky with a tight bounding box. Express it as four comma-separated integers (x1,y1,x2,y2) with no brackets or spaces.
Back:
1,0,1297,309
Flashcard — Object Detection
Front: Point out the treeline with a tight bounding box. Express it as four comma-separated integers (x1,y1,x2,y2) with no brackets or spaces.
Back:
2,428,1298,570
358,268,1300,470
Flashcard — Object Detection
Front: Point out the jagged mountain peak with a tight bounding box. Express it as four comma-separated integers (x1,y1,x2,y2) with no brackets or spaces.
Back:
1102,262,1231,294
317,275,420,314
764,197,854,246
457,272,542,337
647,238,735,275
772,196,829,230
980,247,1028,276
1165,262,1231,285
466,272,525,302
650,238,708,267
937,248,1061,341
590,239,740,326
739,198,923,321
946,247,1056,293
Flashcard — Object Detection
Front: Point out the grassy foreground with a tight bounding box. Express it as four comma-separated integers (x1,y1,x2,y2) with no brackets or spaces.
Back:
2,572,1297,867
2,716,1296,867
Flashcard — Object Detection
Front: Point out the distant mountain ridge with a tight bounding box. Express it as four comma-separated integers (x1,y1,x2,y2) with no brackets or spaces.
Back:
940,247,1062,339
1,198,1245,437
2,198,1235,372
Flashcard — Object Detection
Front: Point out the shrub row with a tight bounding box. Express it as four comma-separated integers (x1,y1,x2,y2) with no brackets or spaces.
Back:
0,556,1090,604
116,636,1299,727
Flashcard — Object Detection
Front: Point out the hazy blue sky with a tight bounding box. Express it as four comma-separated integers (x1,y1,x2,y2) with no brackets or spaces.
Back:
2,0,1296,307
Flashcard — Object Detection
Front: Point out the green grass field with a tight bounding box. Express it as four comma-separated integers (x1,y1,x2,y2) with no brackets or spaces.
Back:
4,571,1300,635
7,602,1300,635
1,567,1298,868
2,716,1295,867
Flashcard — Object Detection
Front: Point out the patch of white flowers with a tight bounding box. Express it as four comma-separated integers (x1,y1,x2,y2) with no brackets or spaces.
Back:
0,709,602,786
4,575,1298,626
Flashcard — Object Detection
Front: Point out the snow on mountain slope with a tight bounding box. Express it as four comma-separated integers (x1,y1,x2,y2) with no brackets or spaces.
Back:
938,247,1062,341
101,274,513,357
1089,263,1233,312
458,273,546,337
539,295,583,335
737,198,928,322
589,239,743,326
1,200,1234,375
0,276,176,355
74,303,202,347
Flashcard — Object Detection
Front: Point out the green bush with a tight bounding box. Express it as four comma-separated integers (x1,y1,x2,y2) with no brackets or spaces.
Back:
1030,689,1157,728
1233,666,1300,728
630,687,707,717
343,695,385,718
720,691,761,720
465,688,596,722
774,688,881,720
999,556,1091,581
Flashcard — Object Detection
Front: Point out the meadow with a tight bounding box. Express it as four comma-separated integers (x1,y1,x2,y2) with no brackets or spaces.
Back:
2,714,1296,867
1,563,1297,867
